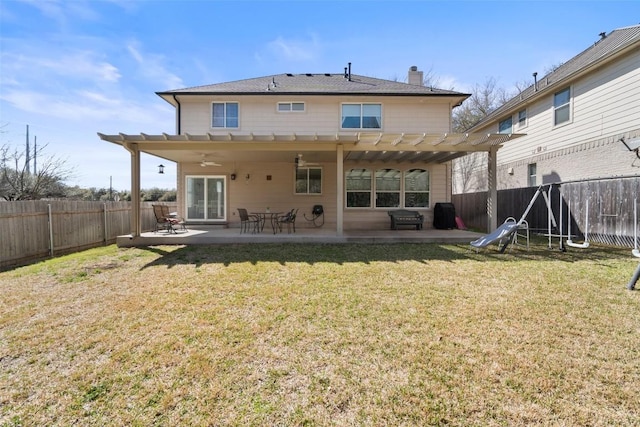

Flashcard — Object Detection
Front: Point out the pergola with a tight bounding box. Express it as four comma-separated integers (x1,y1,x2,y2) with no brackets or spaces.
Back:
98,131,524,236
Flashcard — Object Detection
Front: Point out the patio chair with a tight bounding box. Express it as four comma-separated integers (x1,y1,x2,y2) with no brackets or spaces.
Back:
152,204,185,233
237,208,259,234
275,208,298,234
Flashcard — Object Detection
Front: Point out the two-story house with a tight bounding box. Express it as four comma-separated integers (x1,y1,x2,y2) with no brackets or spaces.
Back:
457,24,640,192
100,66,524,239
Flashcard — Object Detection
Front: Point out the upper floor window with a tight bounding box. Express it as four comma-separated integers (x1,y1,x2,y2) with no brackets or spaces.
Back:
553,87,571,126
278,102,305,112
341,103,381,129
212,102,239,128
498,116,513,134
295,167,322,195
517,109,527,128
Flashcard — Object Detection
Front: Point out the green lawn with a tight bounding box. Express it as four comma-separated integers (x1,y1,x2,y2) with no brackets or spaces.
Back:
1,242,639,426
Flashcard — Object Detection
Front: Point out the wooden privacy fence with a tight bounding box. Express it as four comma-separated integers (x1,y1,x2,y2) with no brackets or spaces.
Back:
452,176,640,248
0,201,173,269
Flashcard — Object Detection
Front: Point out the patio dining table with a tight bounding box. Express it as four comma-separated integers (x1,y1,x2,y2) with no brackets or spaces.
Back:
251,211,283,234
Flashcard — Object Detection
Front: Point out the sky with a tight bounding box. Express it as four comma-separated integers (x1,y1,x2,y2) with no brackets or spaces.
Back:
0,0,637,192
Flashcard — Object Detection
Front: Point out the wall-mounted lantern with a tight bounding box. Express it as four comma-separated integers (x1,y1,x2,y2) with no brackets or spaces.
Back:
158,164,165,174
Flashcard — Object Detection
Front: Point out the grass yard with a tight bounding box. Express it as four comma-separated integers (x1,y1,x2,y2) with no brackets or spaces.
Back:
1,242,639,426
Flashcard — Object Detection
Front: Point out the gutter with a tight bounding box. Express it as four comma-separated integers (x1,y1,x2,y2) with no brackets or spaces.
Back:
173,94,181,135
469,36,640,132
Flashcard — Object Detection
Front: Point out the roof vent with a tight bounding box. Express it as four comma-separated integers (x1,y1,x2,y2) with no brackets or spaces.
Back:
599,31,607,40
286,73,293,77
306,73,313,77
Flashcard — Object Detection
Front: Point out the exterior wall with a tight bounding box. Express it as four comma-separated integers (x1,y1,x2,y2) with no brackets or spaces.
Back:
178,95,454,135
497,130,640,188
177,160,451,230
454,47,640,191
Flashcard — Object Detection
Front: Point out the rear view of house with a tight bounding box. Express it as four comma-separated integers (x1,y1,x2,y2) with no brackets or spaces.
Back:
100,65,524,239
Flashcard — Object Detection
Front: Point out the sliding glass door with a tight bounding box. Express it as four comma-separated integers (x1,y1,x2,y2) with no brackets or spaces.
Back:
186,176,226,221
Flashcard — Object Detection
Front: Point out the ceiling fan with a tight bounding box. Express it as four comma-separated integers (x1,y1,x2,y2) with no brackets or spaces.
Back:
294,153,320,167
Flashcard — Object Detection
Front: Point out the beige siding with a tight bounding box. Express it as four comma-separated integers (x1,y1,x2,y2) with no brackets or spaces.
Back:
457,48,640,191
497,52,639,165
178,95,454,135
178,160,451,230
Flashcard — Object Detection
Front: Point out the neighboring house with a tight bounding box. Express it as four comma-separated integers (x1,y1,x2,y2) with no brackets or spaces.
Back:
99,66,523,238
456,24,640,193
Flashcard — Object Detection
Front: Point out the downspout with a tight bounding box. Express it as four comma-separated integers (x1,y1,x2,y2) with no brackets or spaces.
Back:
173,94,182,135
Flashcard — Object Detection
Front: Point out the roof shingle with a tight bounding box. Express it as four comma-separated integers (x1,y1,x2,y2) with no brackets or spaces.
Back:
157,73,468,97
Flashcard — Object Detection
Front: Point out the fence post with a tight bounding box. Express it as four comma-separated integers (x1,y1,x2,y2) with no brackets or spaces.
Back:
48,203,54,258
103,203,108,245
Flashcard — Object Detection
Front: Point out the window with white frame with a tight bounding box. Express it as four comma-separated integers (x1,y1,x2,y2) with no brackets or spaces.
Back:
295,167,322,194
498,116,513,134
404,169,430,208
346,168,431,209
341,103,382,129
185,176,226,221
375,168,401,208
528,163,537,187
553,87,571,126
517,109,527,128
278,102,305,112
346,168,372,207
212,102,239,128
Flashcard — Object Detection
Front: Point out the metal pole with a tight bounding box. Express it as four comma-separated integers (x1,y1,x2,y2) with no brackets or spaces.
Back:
627,263,640,290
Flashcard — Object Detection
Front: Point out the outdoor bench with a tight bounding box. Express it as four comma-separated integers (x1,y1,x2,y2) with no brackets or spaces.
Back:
388,209,424,230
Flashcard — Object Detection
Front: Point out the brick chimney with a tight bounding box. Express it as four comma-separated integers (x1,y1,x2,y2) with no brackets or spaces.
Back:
408,65,423,86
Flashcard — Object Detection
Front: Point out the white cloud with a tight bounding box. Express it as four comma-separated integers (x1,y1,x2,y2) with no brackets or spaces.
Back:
1,50,121,85
264,34,321,62
127,42,184,90
1,88,171,127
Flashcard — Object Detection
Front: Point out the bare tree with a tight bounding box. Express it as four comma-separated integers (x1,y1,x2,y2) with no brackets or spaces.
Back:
0,142,72,200
451,77,512,193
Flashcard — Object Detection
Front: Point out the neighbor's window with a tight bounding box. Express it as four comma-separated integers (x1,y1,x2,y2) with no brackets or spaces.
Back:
346,168,372,207
528,163,537,187
404,169,430,208
212,102,239,128
341,103,382,129
498,116,513,134
295,167,322,194
517,109,527,128
553,87,571,126
278,102,305,112
375,168,401,208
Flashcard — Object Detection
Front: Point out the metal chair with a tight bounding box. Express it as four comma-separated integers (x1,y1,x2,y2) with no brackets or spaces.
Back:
152,204,185,233
237,208,259,234
275,208,298,234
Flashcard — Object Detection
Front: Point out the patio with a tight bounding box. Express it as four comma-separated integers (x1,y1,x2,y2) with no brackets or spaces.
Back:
116,225,484,247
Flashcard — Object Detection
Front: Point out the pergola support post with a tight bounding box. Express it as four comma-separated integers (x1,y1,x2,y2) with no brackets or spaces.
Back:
126,143,142,237
336,144,344,235
487,146,498,232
